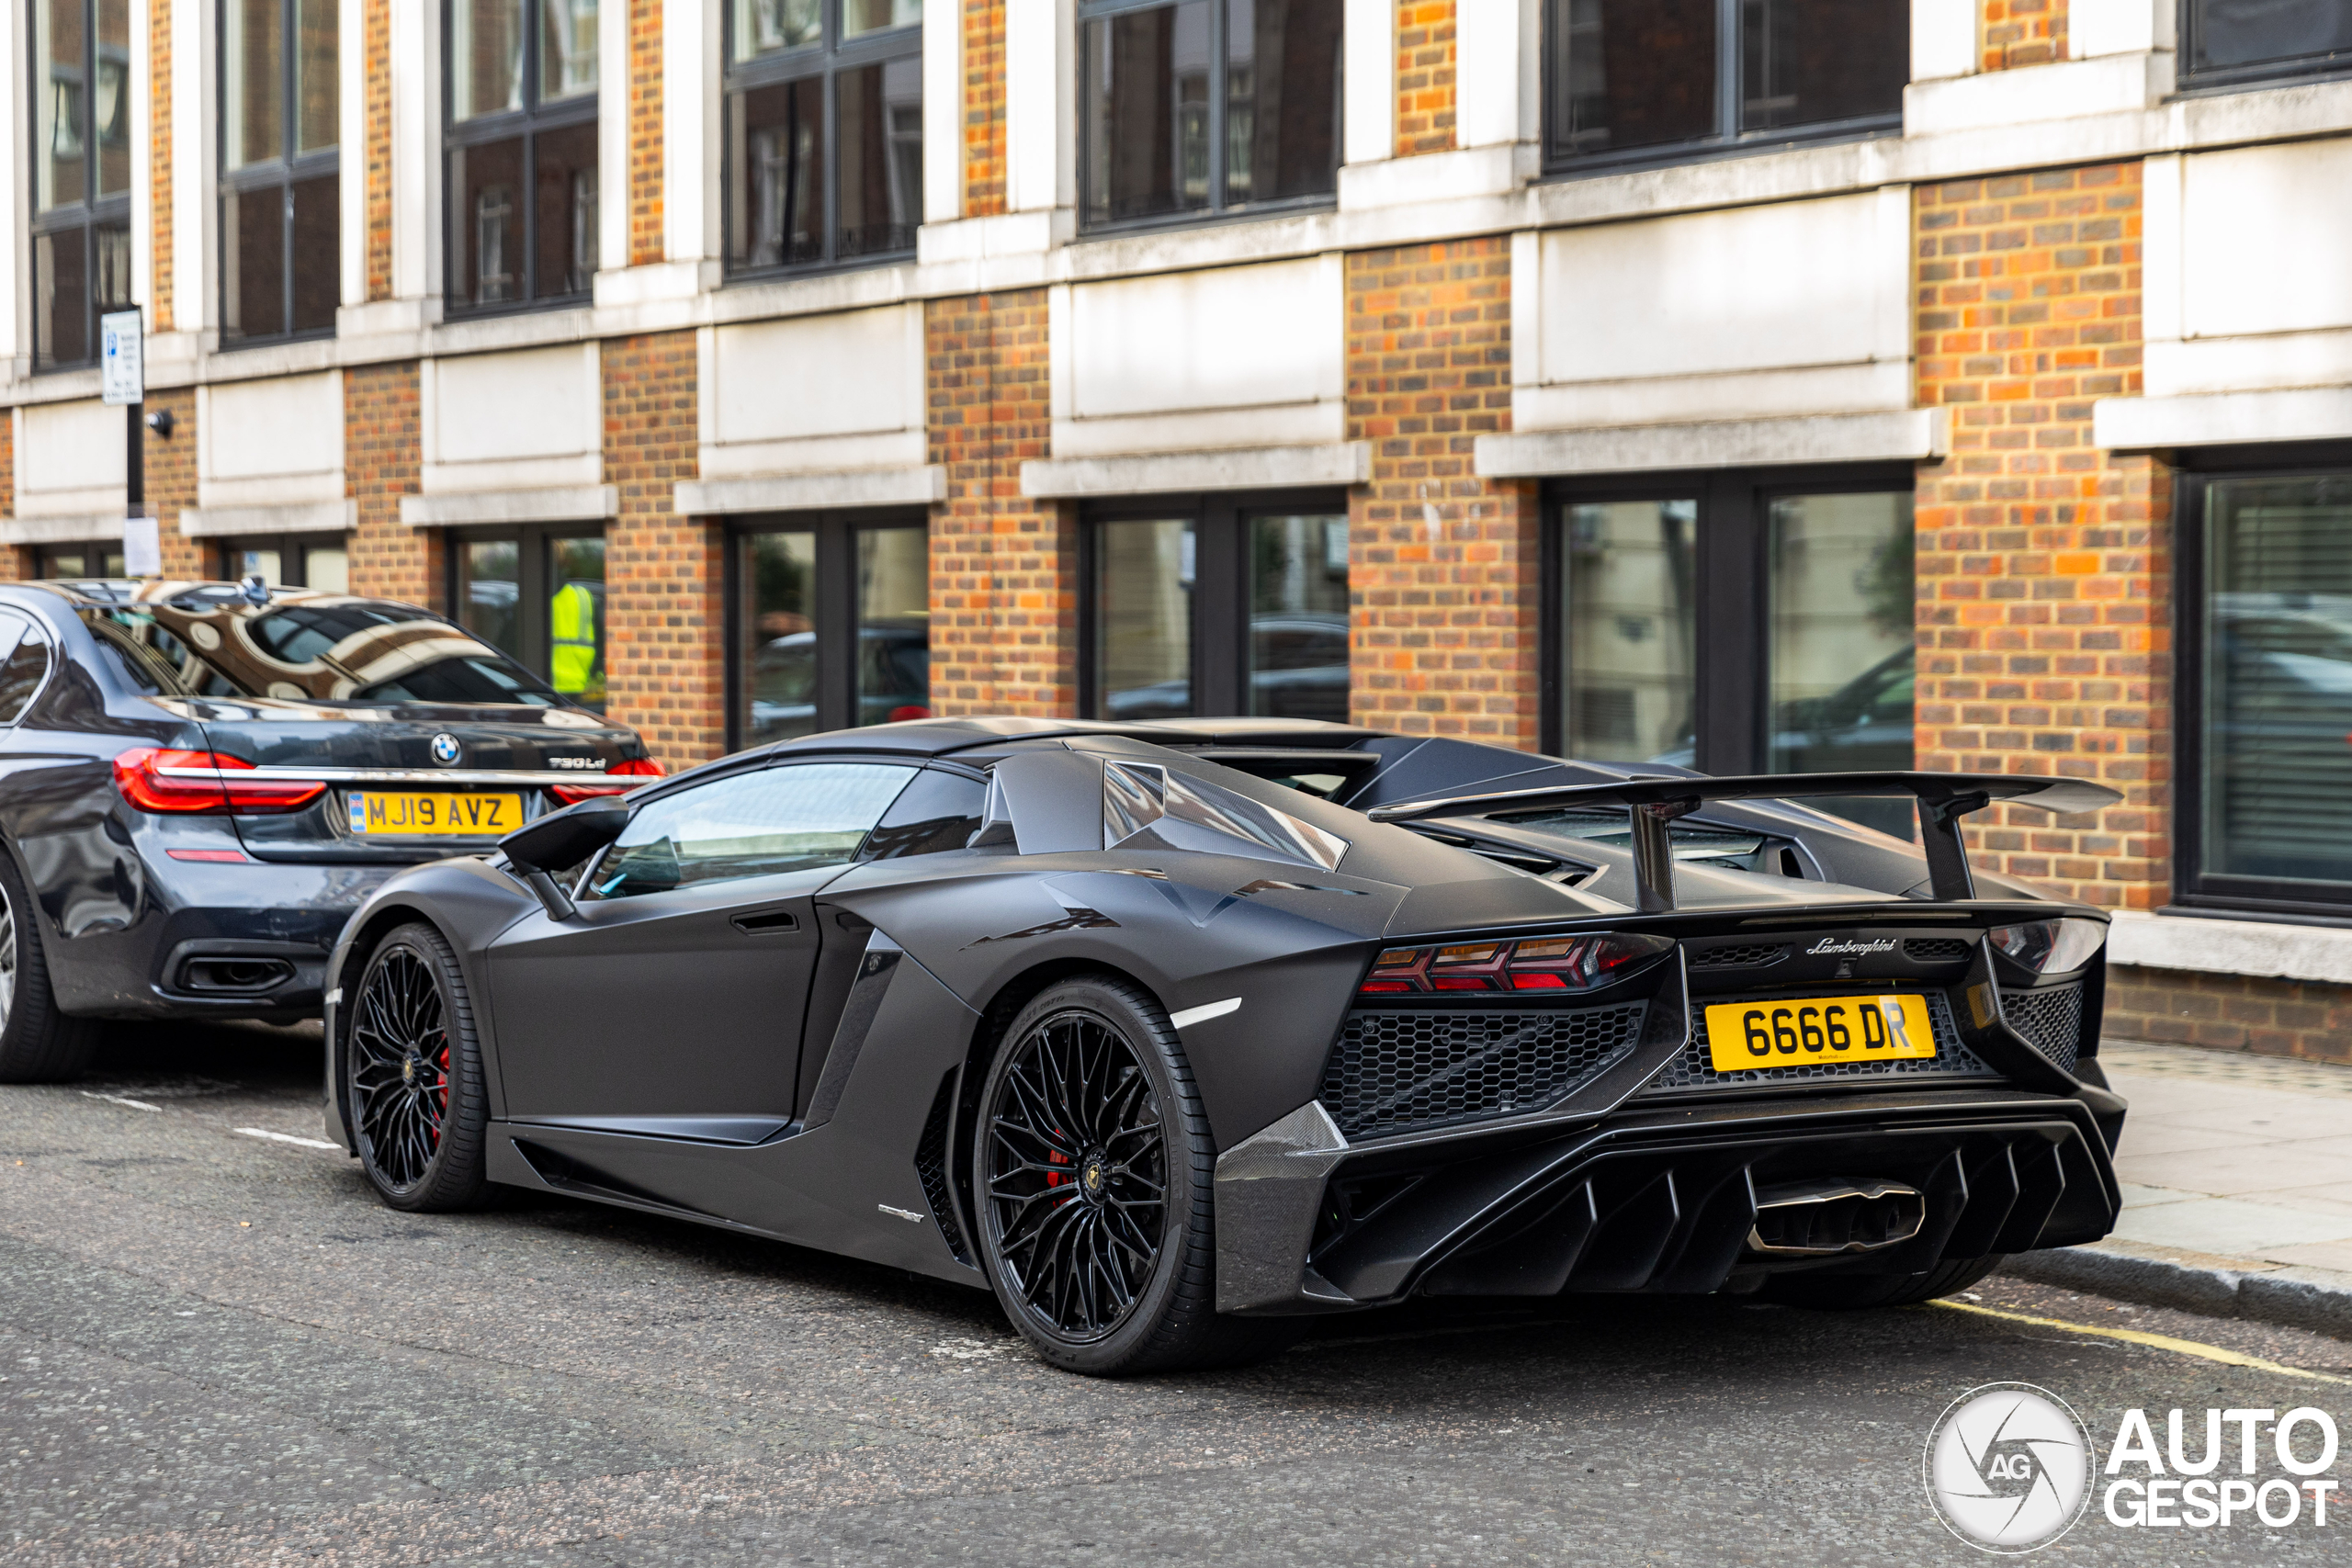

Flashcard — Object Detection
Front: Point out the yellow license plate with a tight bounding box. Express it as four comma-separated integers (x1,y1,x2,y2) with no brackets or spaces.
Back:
346,792,523,837
1703,994,1937,1073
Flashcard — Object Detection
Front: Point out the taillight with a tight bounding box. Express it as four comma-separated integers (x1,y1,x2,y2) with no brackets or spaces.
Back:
548,755,664,806
112,748,326,816
1360,932,1676,995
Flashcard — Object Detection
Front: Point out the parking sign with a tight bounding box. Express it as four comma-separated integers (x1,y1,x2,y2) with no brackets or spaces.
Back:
99,310,142,406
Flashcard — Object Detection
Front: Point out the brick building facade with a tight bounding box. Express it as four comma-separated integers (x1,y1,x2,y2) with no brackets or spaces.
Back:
4,0,2352,1060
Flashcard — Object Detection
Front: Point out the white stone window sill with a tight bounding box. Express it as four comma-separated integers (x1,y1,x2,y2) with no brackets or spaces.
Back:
2108,909,2352,988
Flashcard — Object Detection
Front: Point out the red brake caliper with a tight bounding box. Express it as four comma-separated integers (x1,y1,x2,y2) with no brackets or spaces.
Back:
1046,1134,1069,1193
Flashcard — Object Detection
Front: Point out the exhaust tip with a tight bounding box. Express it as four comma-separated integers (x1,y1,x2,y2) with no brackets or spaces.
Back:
177,955,297,995
1747,1177,1925,1257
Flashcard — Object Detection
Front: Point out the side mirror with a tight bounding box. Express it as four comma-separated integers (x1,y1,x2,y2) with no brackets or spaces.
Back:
500,795,631,919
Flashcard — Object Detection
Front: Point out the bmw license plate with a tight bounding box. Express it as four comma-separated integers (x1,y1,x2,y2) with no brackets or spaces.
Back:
346,791,523,837
1703,994,1937,1073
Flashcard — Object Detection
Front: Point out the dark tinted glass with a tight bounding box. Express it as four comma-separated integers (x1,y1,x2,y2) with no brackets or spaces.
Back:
1560,500,1698,763
861,768,986,859
459,539,522,660
856,527,928,726
1551,0,1715,158
1246,513,1347,722
1225,0,1340,205
733,78,825,268
35,229,91,367
224,187,288,340
1081,1,1211,225
588,763,914,898
2200,476,2352,890
533,119,598,296
291,174,340,330
2191,0,2352,73
1740,0,1905,131
837,60,922,258
0,623,49,724
455,136,526,305
742,531,817,744
1093,519,1193,719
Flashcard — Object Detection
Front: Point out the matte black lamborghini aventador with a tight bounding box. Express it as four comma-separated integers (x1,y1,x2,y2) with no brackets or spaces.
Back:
322,717,2129,1374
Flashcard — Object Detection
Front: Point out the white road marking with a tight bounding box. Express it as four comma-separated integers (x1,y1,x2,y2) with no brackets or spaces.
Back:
234,1127,340,1151
1169,997,1242,1030
80,1091,161,1111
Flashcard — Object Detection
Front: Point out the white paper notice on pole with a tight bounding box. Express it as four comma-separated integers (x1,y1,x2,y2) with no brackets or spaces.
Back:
123,515,162,577
99,311,143,406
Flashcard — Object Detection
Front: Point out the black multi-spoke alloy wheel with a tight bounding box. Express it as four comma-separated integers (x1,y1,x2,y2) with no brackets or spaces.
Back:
975,976,1299,1375
347,922,492,1212
0,845,97,1083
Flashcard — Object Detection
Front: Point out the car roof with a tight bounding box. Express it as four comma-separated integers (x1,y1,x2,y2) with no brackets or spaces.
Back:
763,715,1395,760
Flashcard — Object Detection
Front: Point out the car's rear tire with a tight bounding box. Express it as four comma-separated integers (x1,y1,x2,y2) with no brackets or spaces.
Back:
973,975,1301,1376
0,850,98,1084
1759,1254,2006,1310
346,922,494,1213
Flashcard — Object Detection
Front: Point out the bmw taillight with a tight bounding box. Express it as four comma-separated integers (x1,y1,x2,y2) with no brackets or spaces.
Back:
548,755,664,806
112,748,326,816
1359,933,1676,995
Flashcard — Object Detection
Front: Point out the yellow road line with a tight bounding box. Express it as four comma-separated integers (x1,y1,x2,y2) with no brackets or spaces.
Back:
1926,1299,2352,1386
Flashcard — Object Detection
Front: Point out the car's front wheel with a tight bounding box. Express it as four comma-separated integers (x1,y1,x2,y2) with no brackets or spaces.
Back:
346,922,494,1213
0,849,97,1084
973,976,1297,1375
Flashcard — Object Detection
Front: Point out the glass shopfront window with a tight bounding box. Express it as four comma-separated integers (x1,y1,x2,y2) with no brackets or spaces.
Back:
1085,495,1347,720
1548,472,1915,834
2183,468,2352,913
216,534,351,590
36,541,127,580
732,513,929,748
450,524,605,706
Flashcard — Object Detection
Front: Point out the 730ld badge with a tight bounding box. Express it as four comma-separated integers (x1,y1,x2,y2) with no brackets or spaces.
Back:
1703,994,1938,1072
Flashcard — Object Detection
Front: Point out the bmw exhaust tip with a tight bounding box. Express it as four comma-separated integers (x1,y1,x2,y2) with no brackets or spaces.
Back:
1746,1178,1927,1257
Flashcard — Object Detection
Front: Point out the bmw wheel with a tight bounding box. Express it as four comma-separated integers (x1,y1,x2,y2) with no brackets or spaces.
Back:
347,922,493,1213
974,975,1297,1375
0,847,98,1083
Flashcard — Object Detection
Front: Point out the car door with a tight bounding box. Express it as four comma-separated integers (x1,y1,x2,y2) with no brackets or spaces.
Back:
487,758,920,1135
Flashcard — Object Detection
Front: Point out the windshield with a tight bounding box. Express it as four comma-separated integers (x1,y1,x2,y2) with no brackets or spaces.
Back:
82,593,564,706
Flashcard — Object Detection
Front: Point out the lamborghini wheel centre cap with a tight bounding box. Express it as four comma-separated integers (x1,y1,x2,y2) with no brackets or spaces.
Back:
1080,1150,1107,1198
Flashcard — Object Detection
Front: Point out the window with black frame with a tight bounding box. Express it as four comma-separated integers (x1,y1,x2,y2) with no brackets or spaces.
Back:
2183,468,2352,914
733,514,930,747
449,524,606,706
1086,498,1348,722
2182,0,2352,89
1548,475,1915,836
30,0,133,370
1544,0,1905,171
446,0,599,314
221,0,339,346
215,535,350,590
1078,0,1341,231
35,541,127,580
724,0,922,276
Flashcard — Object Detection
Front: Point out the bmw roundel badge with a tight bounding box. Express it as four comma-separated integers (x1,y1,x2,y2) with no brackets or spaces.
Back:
429,733,463,766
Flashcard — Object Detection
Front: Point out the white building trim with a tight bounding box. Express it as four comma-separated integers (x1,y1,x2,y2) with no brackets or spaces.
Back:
1021,443,1372,498
2093,388,2352,450
399,486,620,527
2110,910,2352,989
180,500,358,537
0,513,134,546
675,468,947,514
1340,0,1394,166
1476,410,1951,478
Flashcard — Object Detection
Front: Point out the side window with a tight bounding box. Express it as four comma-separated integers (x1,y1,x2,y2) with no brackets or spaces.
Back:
584,761,916,900
0,619,44,723
860,768,986,860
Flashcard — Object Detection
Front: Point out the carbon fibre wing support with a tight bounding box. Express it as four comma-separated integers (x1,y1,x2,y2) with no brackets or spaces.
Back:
1365,772,2123,910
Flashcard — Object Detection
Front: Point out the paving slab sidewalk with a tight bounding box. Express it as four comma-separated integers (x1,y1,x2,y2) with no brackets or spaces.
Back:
2002,1039,2352,1337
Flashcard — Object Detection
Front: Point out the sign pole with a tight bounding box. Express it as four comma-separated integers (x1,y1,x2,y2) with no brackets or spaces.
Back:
100,311,160,578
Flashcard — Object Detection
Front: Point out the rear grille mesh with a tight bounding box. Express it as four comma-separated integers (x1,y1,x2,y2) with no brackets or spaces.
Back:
2002,983,2086,1075
1642,992,1996,1094
1904,939,1975,963
1320,1004,1645,1140
1688,943,1789,969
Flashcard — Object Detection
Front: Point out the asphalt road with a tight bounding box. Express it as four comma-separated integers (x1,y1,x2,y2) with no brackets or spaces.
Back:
5,1022,2350,1566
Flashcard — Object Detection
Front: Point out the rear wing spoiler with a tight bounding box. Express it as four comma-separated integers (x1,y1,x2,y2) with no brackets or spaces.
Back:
1366,771,2123,912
